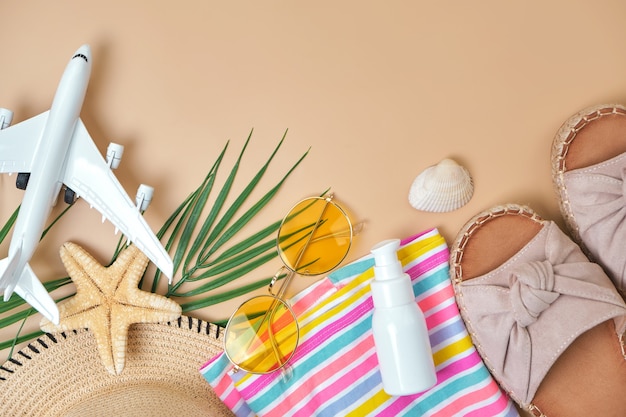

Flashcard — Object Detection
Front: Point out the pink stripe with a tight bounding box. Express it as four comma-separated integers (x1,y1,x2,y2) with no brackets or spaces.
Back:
221,379,248,410
222,390,244,411
291,277,336,316
400,228,436,245
212,369,235,396
425,302,460,328
264,336,376,416
456,381,512,417
417,285,455,313
436,351,482,383
405,247,448,279
430,379,502,417
463,393,513,417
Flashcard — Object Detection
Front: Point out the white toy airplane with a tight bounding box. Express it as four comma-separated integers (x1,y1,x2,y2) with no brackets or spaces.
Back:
0,44,174,324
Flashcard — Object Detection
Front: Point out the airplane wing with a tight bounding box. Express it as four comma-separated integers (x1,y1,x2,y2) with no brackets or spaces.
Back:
61,119,174,279
0,111,49,174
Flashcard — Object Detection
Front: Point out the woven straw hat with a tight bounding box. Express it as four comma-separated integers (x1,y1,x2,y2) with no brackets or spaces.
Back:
0,316,233,417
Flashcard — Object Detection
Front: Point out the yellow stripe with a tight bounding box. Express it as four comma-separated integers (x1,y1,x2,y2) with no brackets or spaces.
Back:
432,335,474,366
297,266,374,325
399,233,446,266
299,276,373,337
344,389,391,417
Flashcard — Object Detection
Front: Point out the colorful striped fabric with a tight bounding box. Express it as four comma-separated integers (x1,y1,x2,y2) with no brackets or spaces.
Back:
201,229,519,416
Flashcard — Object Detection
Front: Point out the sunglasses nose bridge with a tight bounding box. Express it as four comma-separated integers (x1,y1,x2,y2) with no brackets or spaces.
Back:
270,266,299,301
268,266,288,296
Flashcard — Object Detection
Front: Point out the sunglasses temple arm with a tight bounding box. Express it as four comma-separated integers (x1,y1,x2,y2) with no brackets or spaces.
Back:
303,224,360,247
236,289,292,374
265,304,294,380
352,220,365,236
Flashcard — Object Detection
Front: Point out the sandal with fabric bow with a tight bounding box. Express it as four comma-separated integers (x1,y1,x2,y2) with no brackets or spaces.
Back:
553,104,626,295
450,204,626,416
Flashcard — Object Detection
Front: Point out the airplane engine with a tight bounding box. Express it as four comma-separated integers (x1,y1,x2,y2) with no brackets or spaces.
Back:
16,173,30,190
63,187,77,204
0,108,13,130
135,184,154,212
106,143,124,169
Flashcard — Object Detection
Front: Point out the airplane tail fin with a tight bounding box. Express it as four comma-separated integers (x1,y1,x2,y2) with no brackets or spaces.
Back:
13,263,60,325
0,249,60,324
0,248,23,301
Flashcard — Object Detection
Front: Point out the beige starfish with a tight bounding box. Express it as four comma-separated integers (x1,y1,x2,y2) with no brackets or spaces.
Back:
40,242,181,375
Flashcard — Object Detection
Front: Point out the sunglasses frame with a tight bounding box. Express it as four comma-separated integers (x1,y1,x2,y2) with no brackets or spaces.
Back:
223,194,353,375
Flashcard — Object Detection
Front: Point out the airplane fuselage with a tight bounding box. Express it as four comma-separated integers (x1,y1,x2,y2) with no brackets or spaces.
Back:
7,47,91,287
0,44,173,323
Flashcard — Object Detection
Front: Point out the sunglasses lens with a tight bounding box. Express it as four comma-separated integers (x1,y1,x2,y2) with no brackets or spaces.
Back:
224,295,299,374
277,197,352,275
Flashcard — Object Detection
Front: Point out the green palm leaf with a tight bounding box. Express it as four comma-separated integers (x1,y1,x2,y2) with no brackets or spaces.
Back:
0,130,308,357
156,130,309,307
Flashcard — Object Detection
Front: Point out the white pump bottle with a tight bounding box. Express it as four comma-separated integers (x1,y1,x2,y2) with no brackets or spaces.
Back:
370,239,437,396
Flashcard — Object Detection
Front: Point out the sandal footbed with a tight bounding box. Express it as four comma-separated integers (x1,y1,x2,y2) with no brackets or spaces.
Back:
563,111,626,171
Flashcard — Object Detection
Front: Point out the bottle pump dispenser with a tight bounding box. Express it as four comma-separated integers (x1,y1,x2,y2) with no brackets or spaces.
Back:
370,239,437,396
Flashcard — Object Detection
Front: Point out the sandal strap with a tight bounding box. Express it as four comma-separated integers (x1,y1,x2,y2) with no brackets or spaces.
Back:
458,221,626,407
563,152,626,291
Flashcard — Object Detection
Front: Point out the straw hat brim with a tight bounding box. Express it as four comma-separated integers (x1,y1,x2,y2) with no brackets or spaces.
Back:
0,316,233,417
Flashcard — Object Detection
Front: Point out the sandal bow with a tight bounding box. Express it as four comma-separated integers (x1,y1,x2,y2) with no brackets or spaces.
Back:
458,222,626,407
510,260,559,327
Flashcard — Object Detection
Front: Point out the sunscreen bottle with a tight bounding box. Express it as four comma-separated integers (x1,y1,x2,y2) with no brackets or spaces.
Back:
370,239,437,396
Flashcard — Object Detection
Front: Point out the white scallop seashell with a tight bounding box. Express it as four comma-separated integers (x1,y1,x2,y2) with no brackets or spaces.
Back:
408,158,474,212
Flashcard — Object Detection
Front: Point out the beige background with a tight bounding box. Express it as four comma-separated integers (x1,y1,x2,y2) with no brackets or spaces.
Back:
1,1,625,414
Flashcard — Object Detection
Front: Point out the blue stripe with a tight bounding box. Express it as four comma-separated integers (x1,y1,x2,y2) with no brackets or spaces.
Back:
232,400,256,417
317,370,382,417
412,266,449,296
428,315,466,347
200,356,257,417
200,354,231,381
328,258,373,285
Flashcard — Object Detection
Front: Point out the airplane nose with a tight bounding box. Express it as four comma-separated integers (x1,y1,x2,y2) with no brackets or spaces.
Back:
72,44,91,63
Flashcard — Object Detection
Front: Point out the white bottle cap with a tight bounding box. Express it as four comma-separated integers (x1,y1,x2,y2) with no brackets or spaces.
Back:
371,239,414,308
371,239,403,281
